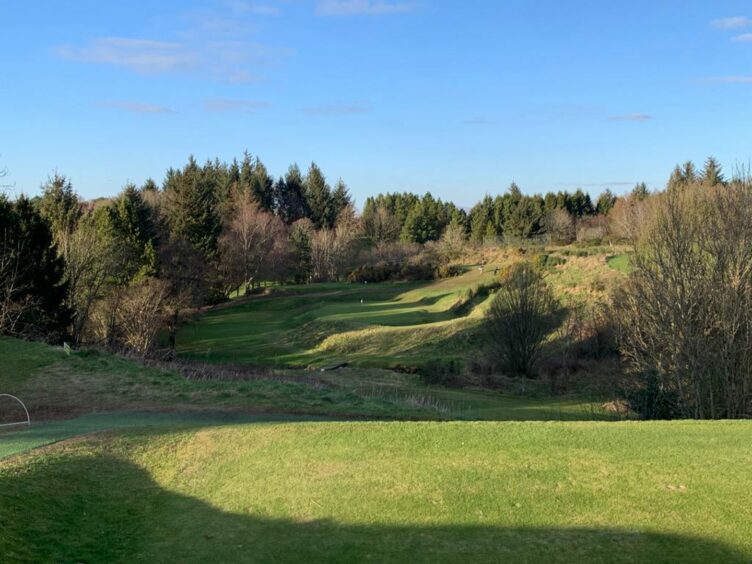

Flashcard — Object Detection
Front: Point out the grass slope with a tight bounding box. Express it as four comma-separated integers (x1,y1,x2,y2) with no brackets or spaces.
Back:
177,250,627,370
0,337,616,425
2,420,751,562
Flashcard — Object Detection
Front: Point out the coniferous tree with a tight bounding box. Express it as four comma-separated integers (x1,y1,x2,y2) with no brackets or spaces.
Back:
164,156,221,259
631,182,650,201
331,179,352,225
595,189,617,215
0,195,69,337
106,184,157,281
274,164,308,224
304,162,334,229
38,173,81,247
701,156,725,187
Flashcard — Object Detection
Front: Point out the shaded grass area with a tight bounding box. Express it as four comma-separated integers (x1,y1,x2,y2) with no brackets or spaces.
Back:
1,420,751,562
0,337,617,426
0,411,330,460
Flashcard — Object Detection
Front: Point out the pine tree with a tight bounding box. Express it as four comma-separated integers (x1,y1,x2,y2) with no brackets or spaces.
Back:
304,162,334,229
331,179,352,225
274,164,308,224
0,195,69,337
596,189,617,215
701,156,725,187
631,182,650,201
38,173,81,245
106,184,158,281
164,156,221,259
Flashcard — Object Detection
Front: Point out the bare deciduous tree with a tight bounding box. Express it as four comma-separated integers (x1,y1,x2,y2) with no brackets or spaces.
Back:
486,262,561,377
220,194,286,294
544,208,575,244
615,180,752,418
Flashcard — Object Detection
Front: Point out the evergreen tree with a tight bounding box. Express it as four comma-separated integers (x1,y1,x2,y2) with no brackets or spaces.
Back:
106,184,158,281
38,173,81,244
331,179,352,225
289,219,313,282
304,162,334,229
0,195,69,337
595,189,617,215
701,156,725,187
631,182,650,201
274,164,308,224
163,156,221,259
250,158,275,211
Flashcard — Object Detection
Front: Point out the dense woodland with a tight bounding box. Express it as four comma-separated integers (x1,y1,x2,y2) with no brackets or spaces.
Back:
1,154,750,418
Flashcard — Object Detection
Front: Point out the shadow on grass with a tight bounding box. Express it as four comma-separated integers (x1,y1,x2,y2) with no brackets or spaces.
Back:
1,449,747,563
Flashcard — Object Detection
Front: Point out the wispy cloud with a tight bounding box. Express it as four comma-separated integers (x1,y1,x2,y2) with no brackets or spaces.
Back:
712,16,752,29
704,75,752,84
303,102,370,115
54,4,291,82
97,100,175,114
203,99,272,113
56,37,198,73
225,1,281,16
461,117,494,125
315,0,413,16
731,33,752,42
608,113,654,122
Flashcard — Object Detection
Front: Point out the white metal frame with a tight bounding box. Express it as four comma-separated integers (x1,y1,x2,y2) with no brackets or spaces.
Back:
0,394,31,428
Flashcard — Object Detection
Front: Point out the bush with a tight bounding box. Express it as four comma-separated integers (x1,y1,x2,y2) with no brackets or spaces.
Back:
624,372,681,420
485,262,562,377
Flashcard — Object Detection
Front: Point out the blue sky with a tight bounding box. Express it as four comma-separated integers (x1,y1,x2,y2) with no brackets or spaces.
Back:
1,0,751,207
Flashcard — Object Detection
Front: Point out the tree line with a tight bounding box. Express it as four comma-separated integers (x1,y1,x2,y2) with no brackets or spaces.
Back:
0,151,737,377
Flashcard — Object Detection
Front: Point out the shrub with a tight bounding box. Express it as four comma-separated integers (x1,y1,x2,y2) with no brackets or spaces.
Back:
485,262,562,377
624,371,681,420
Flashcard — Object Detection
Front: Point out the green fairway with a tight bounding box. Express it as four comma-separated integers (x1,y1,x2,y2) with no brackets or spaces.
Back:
606,253,632,273
176,252,628,370
2,419,751,563
176,269,498,369
176,268,499,368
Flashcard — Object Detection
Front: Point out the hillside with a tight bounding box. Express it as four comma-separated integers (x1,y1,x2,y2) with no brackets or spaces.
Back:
176,246,628,369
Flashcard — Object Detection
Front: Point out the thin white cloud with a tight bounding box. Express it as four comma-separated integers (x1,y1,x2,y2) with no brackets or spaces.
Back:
712,16,752,29
303,102,370,115
731,33,752,42
608,113,654,122
98,101,175,114
461,117,494,125
316,0,412,16
705,76,752,84
54,4,291,82
226,1,281,16
56,37,198,73
203,99,272,113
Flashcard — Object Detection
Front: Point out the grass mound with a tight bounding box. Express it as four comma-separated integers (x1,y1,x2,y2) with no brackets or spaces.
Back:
2,420,751,562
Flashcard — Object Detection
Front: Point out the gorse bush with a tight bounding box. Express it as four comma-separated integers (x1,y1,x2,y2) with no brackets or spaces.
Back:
485,262,561,378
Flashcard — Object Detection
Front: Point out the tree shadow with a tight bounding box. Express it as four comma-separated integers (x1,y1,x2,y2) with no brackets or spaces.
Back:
1,450,747,563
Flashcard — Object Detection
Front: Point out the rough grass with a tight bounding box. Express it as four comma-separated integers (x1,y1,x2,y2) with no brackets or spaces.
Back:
1,420,751,563
0,337,615,426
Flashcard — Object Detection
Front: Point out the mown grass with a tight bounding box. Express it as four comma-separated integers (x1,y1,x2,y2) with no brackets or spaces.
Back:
1,419,751,562
177,252,627,370
606,254,632,274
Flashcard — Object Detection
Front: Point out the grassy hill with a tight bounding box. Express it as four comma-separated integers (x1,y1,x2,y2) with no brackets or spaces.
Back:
176,247,627,370
2,419,751,562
